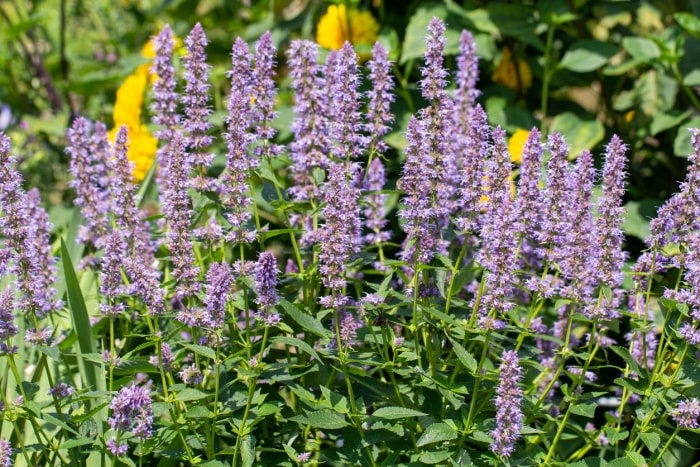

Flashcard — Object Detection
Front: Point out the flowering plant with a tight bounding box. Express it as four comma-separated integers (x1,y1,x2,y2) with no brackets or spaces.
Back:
2,17,700,467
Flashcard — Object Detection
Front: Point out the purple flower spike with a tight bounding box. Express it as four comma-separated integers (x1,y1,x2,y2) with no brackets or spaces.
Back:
108,384,153,440
286,40,331,201
66,117,112,249
0,438,12,467
490,350,523,458
0,288,17,341
671,398,700,429
200,261,233,329
319,163,361,299
252,31,281,160
182,23,214,186
329,42,365,161
222,37,256,244
363,157,391,246
255,252,278,310
162,131,200,300
538,132,571,265
151,25,180,142
100,231,127,316
456,105,490,232
366,42,395,155
421,18,449,102
454,29,480,117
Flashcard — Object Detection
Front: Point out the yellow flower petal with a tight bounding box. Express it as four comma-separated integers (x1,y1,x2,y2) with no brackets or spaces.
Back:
316,4,379,56
508,129,530,165
492,47,532,93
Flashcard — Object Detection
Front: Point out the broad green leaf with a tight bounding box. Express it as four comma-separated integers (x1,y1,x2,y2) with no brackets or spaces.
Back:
549,112,604,158
448,338,477,373
675,12,700,39
608,458,636,467
182,344,217,360
560,40,619,72
291,410,348,429
570,402,597,418
279,299,330,338
371,406,427,420
175,388,210,402
683,68,700,86
622,37,660,62
270,336,320,361
622,200,659,241
419,450,452,464
639,431,661,452
240,434,255,467
485,4,544,50
61,437,95,449
416,422,458,447
650,110,692,136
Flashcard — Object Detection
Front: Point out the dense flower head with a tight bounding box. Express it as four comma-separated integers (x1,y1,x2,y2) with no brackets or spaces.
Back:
251,31,281,159
456,105,490,232
179,364,203,385
319,162,361,295
454,29,480,117
106,437,128,457
366,42,395,155
671,398,700,429
421,18,449,103
0,288,17,340
490,350,523,458
363,157,391,246
108,384,153,440
329,42,366,161
182,23,214,174
538,132,571,265
150,25,180,141
316,4,379,53
0,438,11,467
255,252,278,310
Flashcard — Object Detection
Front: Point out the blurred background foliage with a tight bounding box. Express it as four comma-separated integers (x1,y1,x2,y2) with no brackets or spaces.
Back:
2,0,700,256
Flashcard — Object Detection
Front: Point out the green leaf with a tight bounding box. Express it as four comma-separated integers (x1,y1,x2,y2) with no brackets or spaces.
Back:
622,37,661,62
650,110,692,136
240,434,255,467
626,451,647,465
291,410,348,430
560,40,619,72
675,12,700,39
485,4,543,50
175,388,210,402
371,407,427,420
549,112,604,158
448,338,477,373
400,5,461,64
61,437,95,450
639,431,661,452
614,377,645,395
279,299,330,338
182,344,217,360
607,458,636,467
622,200,656,241
61,238,104,425
270,336,320,361
610,346,644,377
416,422,458,447
570,402,597,418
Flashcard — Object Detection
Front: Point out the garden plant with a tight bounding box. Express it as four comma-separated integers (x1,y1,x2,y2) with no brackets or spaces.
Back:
2,2,700,467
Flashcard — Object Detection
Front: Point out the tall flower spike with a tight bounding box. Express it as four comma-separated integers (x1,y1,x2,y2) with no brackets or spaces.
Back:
182,23,214,189
363,157,391,246
100,230,127,317
538,133,571,266
587,135,628,320
251,31,281,160
201,261,233,329
286,40,331,201
66,118,112,250
366,42,395,156
151,25,180,142
0,288,18,341
454,29,480,118
559,150,596,303
255,251,279,310
398,116,436,266
108,384,154,440
456,104,489,232
222,37,256,244
0,438,11,467
490,350,523,458
476,127,518,315
162,131,200,300
319,162,361,306
329,42,366,161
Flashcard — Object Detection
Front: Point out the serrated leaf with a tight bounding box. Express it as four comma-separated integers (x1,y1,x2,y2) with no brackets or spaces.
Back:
639,431,660,451
448,338,477,373
182,344,217,360
560,40,619,72
291,410,348,430
175,388,210,402
570,402,597,418
279,299,329,338
416,422,458,447
371,406,427,420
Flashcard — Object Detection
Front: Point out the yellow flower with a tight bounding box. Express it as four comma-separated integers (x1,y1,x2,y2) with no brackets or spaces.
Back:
138,34,184,80
109,124,158,182
492,47,532,93
508,129,530,165
316,4,380,52
112,73,147,127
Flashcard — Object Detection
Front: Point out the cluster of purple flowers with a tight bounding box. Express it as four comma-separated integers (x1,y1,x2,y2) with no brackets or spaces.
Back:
108,384,154,441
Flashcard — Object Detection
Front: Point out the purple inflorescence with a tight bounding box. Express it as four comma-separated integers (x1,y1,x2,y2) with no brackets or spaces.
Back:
49,383,75,398
198,261,234,329
490,350,523,458
149,341,174,371
366,42,394,155
671,398,700,429
538,133,571,268
0,438,11,467
151,25,180,143
100,231,127,317
106,437,128,457
222,37,256,244
454,30,480,118
286,40,331,202
363,157,391,246
66,117,112,249
108,384,153,440
179,364,203,385
255,252,278,310
329,42,366,161
319,163,361,305
251,31,281,160
162,132,200,300
456,105,489,232
513,128,544,260
0,289,17,341
182,23,214,188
